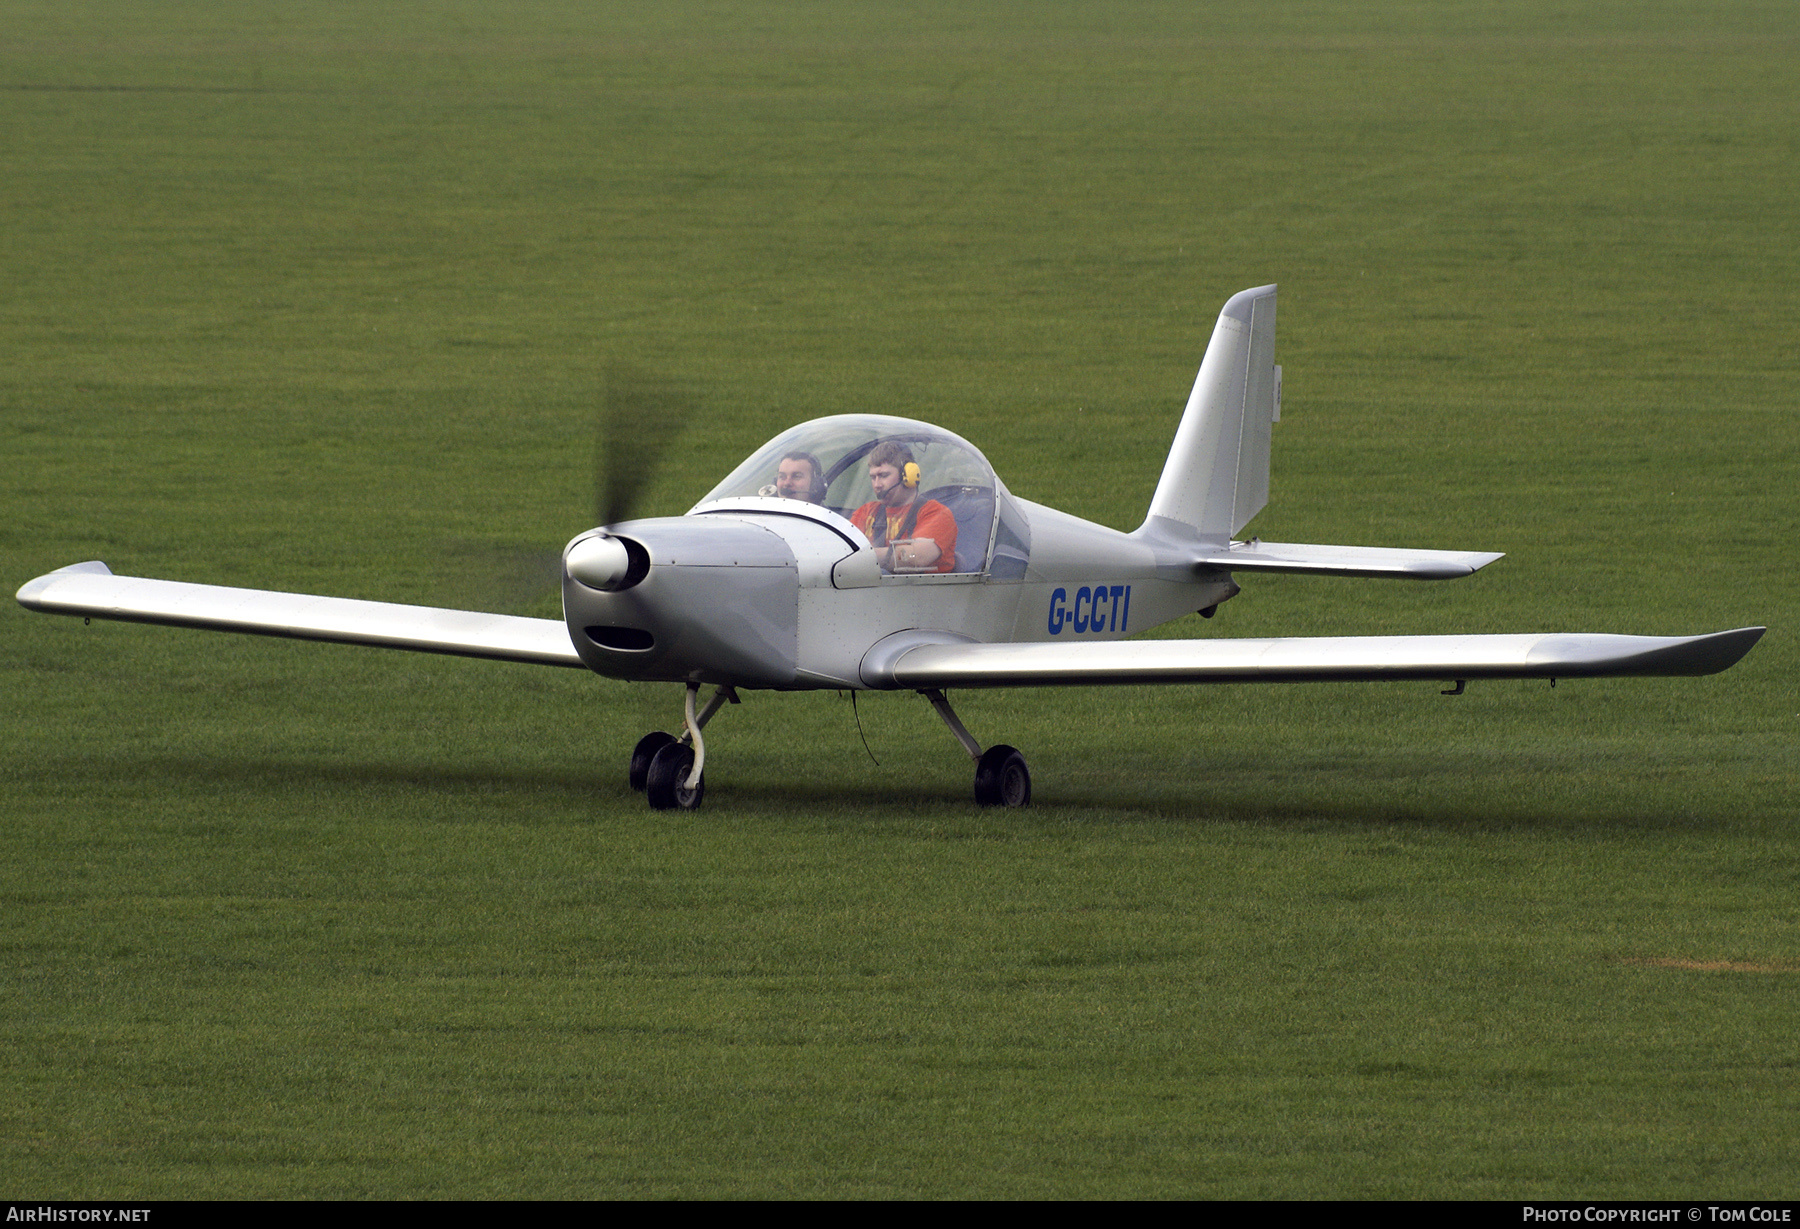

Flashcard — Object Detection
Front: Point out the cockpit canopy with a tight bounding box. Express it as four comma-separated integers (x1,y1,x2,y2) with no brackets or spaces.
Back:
693,414,1030,579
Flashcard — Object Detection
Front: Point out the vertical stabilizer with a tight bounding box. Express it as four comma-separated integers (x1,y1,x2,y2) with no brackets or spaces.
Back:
1139,284,1278,543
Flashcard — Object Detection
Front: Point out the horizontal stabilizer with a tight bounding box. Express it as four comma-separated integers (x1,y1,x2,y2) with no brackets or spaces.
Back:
1195,540,1505,580
16,562,584,668
868,628,1765,689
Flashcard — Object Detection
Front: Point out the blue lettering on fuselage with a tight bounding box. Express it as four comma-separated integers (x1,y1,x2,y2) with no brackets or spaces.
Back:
1047,584,1130,636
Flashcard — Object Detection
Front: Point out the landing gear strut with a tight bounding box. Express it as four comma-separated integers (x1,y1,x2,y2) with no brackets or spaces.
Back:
630,683,737,811
922,688,1032,808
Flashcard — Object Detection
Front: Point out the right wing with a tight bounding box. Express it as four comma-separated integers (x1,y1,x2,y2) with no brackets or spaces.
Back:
17,561,585,668
863,627,1765,689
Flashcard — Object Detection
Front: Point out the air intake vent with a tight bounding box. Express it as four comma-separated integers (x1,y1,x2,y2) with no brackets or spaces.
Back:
586,625,654,651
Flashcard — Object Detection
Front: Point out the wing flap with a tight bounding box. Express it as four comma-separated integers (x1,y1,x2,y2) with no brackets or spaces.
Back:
17,562,584,668
1194,541,1505,579
872,628,1765,689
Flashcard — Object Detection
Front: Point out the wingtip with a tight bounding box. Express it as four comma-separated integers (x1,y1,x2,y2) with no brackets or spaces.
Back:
17,561,112,609
1530,626,1768,677
1714,626,1767,668
1674,626,1766,675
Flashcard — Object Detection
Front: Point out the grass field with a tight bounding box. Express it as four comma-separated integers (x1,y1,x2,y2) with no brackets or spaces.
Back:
4,0,1796,1199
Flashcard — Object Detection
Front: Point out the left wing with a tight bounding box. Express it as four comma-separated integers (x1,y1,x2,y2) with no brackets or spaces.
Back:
16,561,584,668
864,628,1765,689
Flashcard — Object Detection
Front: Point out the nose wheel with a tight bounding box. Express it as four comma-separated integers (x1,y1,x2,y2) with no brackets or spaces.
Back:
645,742,704,810
628,683,736,811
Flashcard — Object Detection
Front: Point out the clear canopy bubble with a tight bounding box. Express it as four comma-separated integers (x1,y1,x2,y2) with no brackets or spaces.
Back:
695,414,1030,579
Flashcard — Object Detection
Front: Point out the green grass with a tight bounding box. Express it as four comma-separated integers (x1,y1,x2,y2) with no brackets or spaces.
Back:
4,0,1797,1199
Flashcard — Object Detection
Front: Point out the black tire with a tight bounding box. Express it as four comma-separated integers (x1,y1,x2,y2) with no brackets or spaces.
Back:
973,744,1031,808
645,742,704,811
629,731,676,792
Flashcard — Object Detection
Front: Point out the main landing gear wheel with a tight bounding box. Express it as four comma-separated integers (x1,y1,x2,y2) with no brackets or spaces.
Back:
645,742,704,811
629,731,676,792
973,744,1031,808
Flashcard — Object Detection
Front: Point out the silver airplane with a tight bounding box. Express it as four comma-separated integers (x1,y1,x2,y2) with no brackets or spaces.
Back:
17,286,1764,810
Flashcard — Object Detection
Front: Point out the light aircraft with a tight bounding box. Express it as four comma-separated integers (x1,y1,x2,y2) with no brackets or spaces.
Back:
17,285,1764,810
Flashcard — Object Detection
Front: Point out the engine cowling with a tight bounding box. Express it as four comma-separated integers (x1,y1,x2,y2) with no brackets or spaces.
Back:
562,518,800,687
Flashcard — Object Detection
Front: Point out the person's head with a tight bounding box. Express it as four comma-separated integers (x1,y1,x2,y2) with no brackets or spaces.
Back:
776,451,823,502
867,441,918,506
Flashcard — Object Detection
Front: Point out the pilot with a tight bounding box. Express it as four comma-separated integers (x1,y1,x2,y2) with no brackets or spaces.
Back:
850,441,958,573
765,451,825,503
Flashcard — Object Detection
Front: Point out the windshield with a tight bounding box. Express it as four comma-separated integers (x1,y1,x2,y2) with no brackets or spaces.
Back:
696,414,1022,577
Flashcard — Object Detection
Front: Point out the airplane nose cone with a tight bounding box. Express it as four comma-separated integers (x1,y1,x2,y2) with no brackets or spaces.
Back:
566,534,633,590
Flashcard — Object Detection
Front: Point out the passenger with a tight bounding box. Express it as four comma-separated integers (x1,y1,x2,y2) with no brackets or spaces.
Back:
768,451,825,503
850,441,957,573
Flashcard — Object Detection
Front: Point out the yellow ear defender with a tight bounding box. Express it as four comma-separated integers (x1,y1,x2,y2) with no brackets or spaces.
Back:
903,461,921,489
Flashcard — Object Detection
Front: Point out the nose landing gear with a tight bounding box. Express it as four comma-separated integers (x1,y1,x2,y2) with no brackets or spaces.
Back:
645,742,703,810
630,682,737,811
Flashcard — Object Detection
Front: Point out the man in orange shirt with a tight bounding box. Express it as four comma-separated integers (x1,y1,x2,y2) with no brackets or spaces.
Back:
850,441,958,573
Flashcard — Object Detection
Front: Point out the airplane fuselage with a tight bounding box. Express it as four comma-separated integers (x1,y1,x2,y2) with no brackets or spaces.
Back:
560,499,1240,691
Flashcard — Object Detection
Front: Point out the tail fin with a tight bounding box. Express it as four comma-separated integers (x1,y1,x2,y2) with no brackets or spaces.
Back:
1139,284,1279,543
